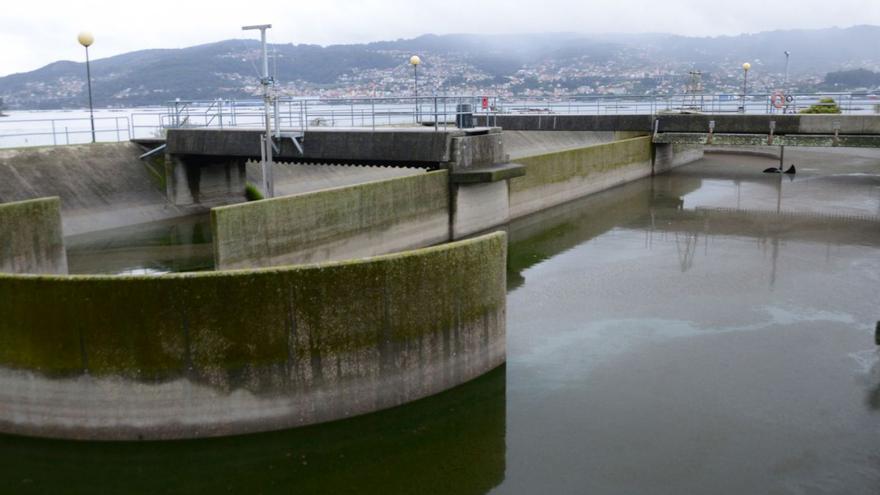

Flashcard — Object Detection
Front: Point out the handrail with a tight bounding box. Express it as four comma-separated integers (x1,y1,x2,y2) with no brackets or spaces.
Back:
1,92,878,148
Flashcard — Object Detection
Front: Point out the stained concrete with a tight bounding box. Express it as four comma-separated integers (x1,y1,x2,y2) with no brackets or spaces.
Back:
212,171,451,269
0,143,201,236
246,160,424,198
509,137,703,220
0,197,67,274
504,131,643,159
0,233,507,441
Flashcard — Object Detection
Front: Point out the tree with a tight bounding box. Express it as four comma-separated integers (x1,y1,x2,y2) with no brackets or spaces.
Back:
801,97,841,114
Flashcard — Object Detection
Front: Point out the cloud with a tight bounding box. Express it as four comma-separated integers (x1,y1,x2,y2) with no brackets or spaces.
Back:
1,0,878,76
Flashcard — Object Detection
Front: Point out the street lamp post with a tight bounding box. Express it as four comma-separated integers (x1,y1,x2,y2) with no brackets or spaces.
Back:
783,51,791,88
783,51,791,114
78,32,96,143
410,55,421,123
741,62,751,114
242,24,274,198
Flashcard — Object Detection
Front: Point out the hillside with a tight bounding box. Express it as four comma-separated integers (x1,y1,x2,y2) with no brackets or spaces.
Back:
2,26,879,109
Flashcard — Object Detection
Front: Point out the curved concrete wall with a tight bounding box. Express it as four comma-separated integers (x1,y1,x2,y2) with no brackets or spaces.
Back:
212,171,450,269
510,136,654,219
504,130,646,160
0,232,506,440
509,137,703,219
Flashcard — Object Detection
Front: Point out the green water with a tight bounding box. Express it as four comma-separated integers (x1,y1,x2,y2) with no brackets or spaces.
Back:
4,148,880,494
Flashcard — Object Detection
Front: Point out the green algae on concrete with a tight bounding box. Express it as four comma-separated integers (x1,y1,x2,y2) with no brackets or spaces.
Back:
0,197,68,275
511,136,653,194
212,170,451,269
0,232,506,440
506,136,655,219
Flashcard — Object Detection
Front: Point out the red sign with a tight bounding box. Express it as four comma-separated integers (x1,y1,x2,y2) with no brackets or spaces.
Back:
481,97,489,110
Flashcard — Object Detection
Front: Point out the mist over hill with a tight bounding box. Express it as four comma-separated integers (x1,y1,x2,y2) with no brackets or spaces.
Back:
2,25,879,109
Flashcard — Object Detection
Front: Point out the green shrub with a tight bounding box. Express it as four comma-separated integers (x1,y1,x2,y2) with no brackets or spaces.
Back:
244,182,265,201
801,97,841,114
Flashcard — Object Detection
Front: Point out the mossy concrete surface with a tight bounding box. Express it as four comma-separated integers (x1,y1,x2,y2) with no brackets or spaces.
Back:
0,197,68,274
212,171,451,269
509,136,655,218
0,232,506,440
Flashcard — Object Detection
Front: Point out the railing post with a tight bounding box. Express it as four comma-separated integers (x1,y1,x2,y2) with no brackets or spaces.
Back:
434,96,438,131
371,98,376,131
51,120,57,146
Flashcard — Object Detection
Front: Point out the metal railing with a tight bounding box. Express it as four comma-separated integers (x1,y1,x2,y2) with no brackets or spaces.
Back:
0,116,131,148
2,92,879,148
132,95,501,137
495,93,879,116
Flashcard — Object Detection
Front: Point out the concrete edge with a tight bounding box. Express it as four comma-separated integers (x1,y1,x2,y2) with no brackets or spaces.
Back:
1,230,505,282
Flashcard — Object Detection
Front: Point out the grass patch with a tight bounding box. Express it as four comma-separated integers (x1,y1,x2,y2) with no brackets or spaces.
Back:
245,182,265,201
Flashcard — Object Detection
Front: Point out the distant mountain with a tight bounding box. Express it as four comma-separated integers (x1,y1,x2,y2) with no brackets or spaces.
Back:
824,69,880,90
2,25,879,109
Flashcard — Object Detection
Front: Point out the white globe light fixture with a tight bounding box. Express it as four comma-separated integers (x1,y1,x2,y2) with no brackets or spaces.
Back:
409,56,422,122
741,62,752,113
78,32,96,142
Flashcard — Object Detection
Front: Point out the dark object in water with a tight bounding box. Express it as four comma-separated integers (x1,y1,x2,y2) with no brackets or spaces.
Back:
875,321,879,346
763,164,797,175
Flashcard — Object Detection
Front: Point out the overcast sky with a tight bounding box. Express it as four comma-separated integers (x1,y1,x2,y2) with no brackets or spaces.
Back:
2,0,879,76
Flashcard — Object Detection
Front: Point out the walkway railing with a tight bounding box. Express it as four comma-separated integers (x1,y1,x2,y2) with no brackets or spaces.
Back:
497,93,879,116
0,116,131,148
136,95,499,137
1,92,878,148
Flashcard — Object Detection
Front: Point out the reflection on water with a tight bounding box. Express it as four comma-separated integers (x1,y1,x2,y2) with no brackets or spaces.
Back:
65,214,214,274
0,366,506,495
5,148,880,494
500,149,880,494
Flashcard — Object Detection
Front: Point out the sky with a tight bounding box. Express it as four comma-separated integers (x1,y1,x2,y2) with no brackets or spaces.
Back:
2,0,879,76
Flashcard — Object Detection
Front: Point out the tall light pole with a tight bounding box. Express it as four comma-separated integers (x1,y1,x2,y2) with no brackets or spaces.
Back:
783,51,791,87
242,24,274,198
741,62,751,114
410,55,421,123
77,32,96,143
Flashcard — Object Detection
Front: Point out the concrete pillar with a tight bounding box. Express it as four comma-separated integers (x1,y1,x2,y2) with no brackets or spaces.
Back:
451,181,510,239
165,155,248,206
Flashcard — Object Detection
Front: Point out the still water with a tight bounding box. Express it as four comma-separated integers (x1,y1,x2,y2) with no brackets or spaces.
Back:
2,149,879,494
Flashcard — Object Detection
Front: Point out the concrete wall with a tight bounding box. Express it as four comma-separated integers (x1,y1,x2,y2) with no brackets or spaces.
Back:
484,113,880,135
212,171,450,269
654,143,705,173
509,136,655,219
0,232,507,440
0,143,203,236
0,197,68,274
451,181,510,239
246,160,424,198
167,128,459,165
504,130,645,160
